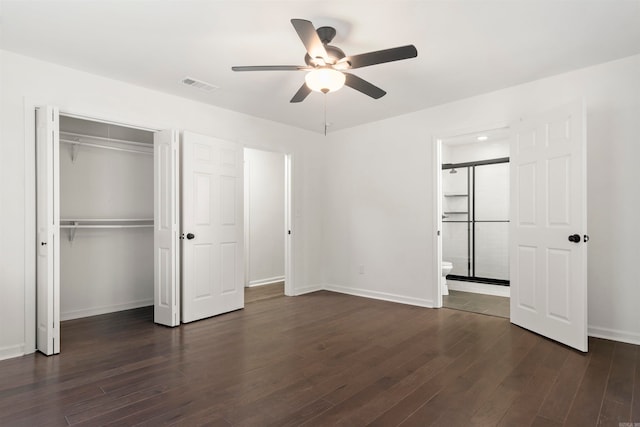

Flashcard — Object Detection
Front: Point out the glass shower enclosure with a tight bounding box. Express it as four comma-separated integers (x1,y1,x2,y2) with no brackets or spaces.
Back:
442,158,509,285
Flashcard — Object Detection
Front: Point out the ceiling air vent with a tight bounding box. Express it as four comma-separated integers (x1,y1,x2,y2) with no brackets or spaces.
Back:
181,77,219,92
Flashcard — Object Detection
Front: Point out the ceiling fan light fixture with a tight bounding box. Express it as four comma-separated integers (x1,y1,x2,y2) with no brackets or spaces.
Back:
305,68,345,93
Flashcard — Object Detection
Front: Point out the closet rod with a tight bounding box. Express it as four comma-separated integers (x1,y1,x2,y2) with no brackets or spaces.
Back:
59,131,153,148
60,218,154,222
60,225,153,229
60,139,152,156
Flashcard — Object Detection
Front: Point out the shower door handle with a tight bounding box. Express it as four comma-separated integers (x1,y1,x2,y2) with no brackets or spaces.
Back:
568,234,581,243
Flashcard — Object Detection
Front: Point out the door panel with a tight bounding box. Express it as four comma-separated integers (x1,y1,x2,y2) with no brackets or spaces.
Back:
153,129,180,327
548,156,571,225
36,106,60,355
510,101,587,352
182,132,244,323
547,248,570,321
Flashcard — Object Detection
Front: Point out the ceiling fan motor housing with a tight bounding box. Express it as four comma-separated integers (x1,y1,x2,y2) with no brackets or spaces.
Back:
303,26,346,66
305,45,346,66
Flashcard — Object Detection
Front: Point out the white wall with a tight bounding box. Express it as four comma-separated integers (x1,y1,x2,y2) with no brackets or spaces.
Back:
59,117,154,320
0,50,326,360
443,139,510,164
323,54,640,345
244,148,285,286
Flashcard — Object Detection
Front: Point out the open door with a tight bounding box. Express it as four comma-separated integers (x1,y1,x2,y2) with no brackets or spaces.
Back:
181,132,244,323
510,101,588,352
153,130,181,326
36,106,60,355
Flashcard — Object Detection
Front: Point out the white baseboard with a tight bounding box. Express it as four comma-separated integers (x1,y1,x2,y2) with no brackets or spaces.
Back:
447,280,510,298
294,284,324,296
588,325,640,346
61,299,153,321
324,284,435,308
246,276,285,287
0,343,26,361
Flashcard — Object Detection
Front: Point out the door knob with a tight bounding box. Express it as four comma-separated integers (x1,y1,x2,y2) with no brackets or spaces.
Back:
186,233,195,240
568,234,581,243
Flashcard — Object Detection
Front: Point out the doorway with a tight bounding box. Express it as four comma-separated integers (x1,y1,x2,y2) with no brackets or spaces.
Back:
243,148,288,303
436,127,511,318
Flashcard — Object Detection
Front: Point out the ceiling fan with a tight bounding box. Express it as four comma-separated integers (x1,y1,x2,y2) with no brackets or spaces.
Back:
232,19,418,103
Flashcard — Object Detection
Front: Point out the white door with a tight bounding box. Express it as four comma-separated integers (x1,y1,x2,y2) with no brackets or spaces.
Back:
510,100,588,352
181,132,244,322
153,130,181,326
36,106,60,355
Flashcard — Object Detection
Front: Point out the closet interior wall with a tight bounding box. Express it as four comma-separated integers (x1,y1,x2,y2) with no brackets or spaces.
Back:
59,116,154,320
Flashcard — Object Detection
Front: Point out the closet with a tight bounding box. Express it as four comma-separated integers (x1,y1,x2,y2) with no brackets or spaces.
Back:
36,106,258,356
58,116,155,321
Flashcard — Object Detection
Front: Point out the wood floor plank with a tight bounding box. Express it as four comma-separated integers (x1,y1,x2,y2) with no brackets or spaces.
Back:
423,328,540,426
470,339,557,426
530,415,563,427
597,341,637,426
536,346,590,424
563,338,615,426
497,341,566,427
385,323,517,426
0,290,637,426
369,320,512,426
633,344,640,423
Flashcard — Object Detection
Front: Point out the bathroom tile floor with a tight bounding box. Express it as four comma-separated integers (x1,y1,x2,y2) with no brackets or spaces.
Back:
444,289,510,318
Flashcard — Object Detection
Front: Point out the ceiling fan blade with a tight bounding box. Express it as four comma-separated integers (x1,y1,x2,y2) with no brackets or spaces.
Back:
290,83,312,103
344,74,386,99
291,19,329,61
232,65,310,72
345,45,417,69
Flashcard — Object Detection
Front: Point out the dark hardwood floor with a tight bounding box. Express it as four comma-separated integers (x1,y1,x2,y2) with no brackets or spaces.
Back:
0,290,638,426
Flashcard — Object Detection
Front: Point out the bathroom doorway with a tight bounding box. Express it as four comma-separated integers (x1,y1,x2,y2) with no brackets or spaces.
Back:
437,127,510,318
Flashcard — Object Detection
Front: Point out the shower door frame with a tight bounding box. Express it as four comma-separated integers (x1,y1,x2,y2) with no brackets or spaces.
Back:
442,157,510,286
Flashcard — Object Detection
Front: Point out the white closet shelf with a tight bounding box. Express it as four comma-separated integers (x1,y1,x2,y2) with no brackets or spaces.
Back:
60,219,154,242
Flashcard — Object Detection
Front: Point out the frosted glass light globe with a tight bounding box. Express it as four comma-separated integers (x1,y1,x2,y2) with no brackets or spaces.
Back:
305,68,346,93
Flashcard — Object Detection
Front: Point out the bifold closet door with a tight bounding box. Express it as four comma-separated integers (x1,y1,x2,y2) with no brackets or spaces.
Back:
181,132,244,323
36,106,60,355
154,130,181,327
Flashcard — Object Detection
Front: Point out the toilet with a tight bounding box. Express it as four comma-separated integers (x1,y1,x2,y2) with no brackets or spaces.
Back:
442,261,453,296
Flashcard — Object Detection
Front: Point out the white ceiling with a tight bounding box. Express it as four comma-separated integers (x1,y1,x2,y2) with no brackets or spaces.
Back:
2,1,639,133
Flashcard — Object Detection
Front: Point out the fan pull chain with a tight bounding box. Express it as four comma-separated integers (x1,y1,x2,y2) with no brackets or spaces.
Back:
324,92,327,136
